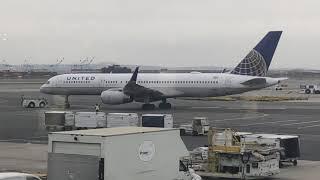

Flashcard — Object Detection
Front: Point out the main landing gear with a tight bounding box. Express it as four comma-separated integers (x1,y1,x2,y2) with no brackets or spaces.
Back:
142,103,155,110
159,99,172,109
142,99,172,110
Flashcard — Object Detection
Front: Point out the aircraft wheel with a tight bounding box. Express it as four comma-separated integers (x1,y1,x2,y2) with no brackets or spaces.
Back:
142,104,155,110
180,129,186,136
159,103,172,109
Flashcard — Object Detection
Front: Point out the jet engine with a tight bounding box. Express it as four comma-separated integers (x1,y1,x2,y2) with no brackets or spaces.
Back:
101,89,132,105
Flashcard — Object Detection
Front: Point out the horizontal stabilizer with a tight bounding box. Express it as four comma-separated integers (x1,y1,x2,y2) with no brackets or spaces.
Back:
241,78,267,86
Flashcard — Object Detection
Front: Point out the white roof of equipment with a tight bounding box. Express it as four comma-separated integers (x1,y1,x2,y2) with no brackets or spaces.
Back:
50,127,176,137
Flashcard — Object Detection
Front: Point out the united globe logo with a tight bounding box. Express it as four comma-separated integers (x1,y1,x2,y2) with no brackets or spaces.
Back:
231,49,267,77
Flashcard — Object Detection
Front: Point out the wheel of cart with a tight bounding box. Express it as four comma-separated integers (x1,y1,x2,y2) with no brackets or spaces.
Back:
39,101,46,108
192,131,198,136
293,159,298,166
305,89,311,94
180,129,186,136
28,102,35,108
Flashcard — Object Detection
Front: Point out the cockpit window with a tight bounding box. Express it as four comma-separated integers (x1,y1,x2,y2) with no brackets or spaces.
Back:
46,81,50,84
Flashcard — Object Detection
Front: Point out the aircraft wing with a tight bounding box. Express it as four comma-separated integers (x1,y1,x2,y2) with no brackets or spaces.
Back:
123,67,164,102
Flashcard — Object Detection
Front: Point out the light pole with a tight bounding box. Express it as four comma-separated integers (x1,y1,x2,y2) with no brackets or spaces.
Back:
0,33,8,71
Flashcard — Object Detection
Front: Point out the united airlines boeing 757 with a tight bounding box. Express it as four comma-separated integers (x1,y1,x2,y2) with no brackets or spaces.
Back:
40,31,286,110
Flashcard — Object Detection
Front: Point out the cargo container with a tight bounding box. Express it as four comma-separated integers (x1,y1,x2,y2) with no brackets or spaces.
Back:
74,112,107,129
45,111,74,131
47,127,200,180
180,117,210,136
106,113,139,127
141,114,173,128
251,134,300,166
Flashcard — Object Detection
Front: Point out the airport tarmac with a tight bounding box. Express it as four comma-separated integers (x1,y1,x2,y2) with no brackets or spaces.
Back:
1,141,320,180
1,79,320,179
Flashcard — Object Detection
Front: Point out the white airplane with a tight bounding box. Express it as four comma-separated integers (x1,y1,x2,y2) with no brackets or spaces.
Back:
40,31,286,110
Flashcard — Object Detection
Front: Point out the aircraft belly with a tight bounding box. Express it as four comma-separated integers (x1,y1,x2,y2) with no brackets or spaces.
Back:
46,87,104,95
168,87,253,97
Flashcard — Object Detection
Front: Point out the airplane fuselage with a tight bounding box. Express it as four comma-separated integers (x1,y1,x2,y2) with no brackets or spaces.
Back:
40,72,280,99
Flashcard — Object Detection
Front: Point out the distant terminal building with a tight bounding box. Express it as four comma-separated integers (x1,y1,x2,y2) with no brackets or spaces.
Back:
101,65,131,73
71,68,102,74
0,69,57,79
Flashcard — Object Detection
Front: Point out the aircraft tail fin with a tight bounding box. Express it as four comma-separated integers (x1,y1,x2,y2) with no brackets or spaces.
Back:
230,31,282,77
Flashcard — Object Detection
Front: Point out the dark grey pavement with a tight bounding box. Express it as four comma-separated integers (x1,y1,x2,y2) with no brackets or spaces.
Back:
1,80,320,161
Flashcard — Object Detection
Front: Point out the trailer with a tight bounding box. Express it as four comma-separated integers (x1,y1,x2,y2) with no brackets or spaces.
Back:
180,117,210,136
141,114,173,128
106,113,139,127
45,112,142,131
74,112,107,129
47,127,201,180
21,96,48,108
45,111,75,131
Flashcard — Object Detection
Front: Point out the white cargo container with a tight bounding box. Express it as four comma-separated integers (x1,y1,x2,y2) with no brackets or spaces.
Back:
47,127,198,180
74,112,107,129
106,113,139,127
141,114,173,128
246,134,300,166
45,111,74,131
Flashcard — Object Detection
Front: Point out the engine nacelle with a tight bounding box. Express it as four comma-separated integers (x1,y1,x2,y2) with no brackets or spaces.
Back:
101,90,132,105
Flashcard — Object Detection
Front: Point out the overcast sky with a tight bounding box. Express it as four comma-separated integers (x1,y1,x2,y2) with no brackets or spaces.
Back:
0,0,319,69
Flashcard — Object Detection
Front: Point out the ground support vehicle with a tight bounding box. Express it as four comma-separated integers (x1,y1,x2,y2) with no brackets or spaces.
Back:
22,96,48,108
180,117,210,136
185,128,281,179
300,84,320,94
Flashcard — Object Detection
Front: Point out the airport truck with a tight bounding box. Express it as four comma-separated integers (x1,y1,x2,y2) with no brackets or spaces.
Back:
21,96,48,108
300,84,320,94
179,117,210,136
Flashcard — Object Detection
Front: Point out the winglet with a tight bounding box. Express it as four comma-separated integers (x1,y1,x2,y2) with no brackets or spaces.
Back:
129,67,139,82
